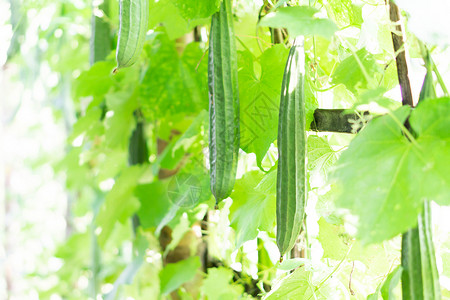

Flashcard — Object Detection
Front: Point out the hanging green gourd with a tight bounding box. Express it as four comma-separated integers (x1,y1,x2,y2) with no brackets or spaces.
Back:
276,38,307,257
208,0,240,206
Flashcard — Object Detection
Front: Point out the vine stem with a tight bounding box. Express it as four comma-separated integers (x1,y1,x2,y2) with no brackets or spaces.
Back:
433,60,449,96
386,0,414,106
349,261,355,295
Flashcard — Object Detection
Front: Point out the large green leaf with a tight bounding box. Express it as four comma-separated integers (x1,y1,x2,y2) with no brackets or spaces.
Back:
159,256,201,295
229,170,276,248
148,0,214,40
104,90,138,149
317,218,396,275
320,0,356,27
259,6,338,40
72,61,115,101
54,233,90,281
333,98,450,244
331,48,381,94
135,181,174,230
264,264,344,299
238,45,288,167
200,267,244,300
140,33,208,118
238,44,317,168
172,0,220,20
307,135,338,189
157,111,207,170
68,106,103,144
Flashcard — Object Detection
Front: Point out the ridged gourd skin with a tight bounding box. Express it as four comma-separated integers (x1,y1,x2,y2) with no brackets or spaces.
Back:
402,201,441,300
401,64,441,300
208,0,240,204
115,0,149,71
276,38,306,257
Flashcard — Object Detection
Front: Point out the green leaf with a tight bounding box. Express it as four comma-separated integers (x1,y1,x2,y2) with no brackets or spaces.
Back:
96,149,128,182
54,147,93,189
159,256,201,295
409,99,450,206
333,106,415,243
317,218,351,261
54,233,90,281
157,110,207,170
148,0,190,39
381,266,402,300
68,106,103,144
317,218,395,275
258,237,274,270
264,267,313,299
305,78,319,129
259,6,338,40
234,11,271,57
135,181,174,230
200,267,244,300
104,90,138,149
367,291,380,300
410,97,450,138
140,33,208,118
96,165,145,246
148,0,212,40
172,0,220,20
238,45,289,166
307,135,338,188
72,61,115,101
264,265,343,299
331,48,381,94
333,98,450,243
229,170,276,248
320,0,355,27
315,192,341,224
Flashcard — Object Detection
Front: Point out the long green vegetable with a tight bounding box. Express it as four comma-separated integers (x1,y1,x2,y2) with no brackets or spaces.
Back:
401,56,441,300
208,0,240,205
114,0,149,72
401,201,441,299
276,38,306,257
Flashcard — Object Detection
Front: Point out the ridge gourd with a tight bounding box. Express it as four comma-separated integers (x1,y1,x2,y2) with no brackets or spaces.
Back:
208,0,240,206
276,37,307,257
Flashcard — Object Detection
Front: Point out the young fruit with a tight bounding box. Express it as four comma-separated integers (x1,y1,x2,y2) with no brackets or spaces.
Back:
208,0,240,205
114,0,149,72
276,38,306,256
